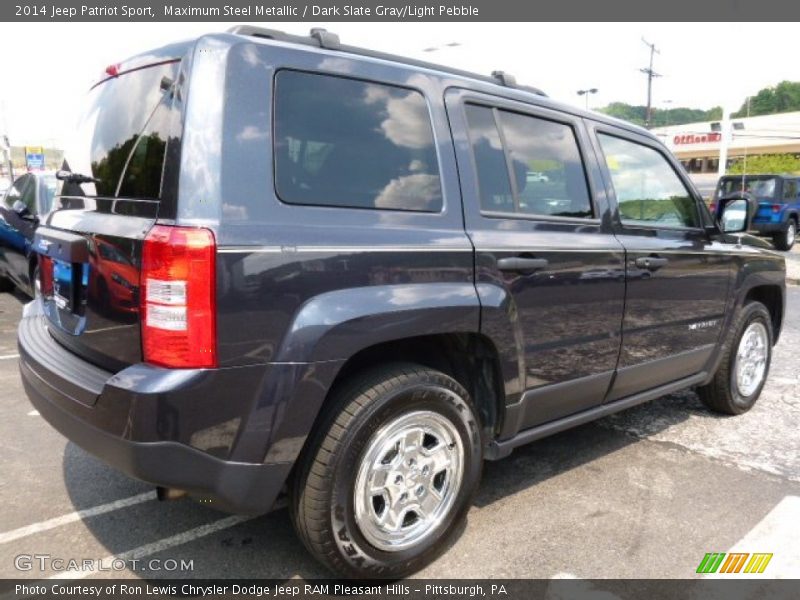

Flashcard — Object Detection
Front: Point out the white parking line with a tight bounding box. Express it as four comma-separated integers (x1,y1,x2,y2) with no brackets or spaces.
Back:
26,410,39,417
0,492,156,545
0,353,19,360
705,495,800,578
50,515,255,580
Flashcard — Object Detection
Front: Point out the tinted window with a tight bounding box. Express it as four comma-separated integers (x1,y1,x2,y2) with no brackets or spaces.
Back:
464,105,514,212
717,176,778,200
599,134,700,228
783,180,797,200
39,174,57,213
465,104,592,219
62,61,179,200
5,175,30,207
20,176,36,212
274,70,442,212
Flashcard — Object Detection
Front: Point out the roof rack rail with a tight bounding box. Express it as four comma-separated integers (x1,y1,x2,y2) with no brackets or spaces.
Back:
309,28,341,50
491,70,517,87
491,70,547,97
227,26,547,97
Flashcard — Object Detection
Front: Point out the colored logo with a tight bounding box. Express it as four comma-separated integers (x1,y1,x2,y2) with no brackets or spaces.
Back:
696,552,773,574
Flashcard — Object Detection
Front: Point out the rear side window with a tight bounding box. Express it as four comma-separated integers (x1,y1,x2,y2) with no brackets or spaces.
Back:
274,70,442,212
783,180,797,200
62,61,180,200
598,134,700,229
465,104,593,219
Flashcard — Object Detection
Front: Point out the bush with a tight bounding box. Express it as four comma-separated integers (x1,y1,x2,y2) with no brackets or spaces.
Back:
727,154,800,175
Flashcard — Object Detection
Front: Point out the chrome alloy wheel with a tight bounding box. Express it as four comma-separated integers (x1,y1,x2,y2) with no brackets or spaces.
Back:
787,221,797,247
353,410,464,552
734,321,768,397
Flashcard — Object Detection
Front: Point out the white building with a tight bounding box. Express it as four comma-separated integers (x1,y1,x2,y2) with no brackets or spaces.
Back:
652,110,800,174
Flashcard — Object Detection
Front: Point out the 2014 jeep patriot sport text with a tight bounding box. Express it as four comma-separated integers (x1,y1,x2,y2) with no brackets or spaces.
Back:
18,27,786,578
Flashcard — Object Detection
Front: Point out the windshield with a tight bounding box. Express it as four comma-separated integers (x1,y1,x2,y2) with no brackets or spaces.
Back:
718,176,778,199
60,60,180,200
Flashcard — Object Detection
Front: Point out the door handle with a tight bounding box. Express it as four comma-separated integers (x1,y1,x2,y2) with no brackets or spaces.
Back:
634,256,669,270
496,257,549,272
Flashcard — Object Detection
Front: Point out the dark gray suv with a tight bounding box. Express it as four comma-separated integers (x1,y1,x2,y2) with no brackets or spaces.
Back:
18,27,785,578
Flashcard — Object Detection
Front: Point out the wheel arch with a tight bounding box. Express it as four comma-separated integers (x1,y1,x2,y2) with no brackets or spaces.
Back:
743,284,784,344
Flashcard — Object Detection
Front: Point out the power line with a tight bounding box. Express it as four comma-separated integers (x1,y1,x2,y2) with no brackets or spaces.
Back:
640,38,661,129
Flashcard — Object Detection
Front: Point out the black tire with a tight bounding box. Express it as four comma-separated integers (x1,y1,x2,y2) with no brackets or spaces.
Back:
697,301,773,415
291,363,483,579
772,218,796,251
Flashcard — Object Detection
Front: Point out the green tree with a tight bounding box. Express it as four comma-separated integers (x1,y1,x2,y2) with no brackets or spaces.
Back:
596,103,723,127
732,81,800,117
727,154,800,175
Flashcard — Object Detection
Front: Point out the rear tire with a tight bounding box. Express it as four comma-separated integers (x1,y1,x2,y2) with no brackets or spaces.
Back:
772,218,796,251
291,363,483,579
697,301,773,415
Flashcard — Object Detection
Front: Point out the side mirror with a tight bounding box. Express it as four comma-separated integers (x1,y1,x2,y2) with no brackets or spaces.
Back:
716,193,752,234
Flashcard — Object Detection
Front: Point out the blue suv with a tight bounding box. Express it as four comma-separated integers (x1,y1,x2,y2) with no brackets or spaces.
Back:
713,174,800,250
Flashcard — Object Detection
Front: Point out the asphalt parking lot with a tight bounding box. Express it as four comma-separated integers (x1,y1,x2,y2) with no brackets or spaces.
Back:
1,282,799,581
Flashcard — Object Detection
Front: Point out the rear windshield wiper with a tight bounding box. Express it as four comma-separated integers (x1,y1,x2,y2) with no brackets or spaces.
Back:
56,170,101,184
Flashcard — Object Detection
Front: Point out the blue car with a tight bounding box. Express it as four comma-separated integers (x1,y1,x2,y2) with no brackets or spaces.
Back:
713,174,800,251
0,171,57,295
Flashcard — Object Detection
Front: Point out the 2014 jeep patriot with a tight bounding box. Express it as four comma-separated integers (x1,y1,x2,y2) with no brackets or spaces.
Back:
18,27,785,578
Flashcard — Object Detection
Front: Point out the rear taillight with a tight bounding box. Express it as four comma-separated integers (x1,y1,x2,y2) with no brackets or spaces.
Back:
772,204,782,214
709,203,716,213
141,225,217,369
39,256,53,296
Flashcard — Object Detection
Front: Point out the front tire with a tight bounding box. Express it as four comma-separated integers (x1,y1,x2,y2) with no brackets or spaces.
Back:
697,301,773,415
291,363,483,579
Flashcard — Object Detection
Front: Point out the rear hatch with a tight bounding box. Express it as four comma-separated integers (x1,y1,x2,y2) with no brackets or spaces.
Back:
37,57,182,371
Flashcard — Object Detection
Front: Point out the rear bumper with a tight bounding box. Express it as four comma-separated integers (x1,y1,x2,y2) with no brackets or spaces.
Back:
17,301,293,515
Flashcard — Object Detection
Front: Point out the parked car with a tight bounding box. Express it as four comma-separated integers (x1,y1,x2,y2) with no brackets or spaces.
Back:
711,174,800,250
526,171,550,183
18,27,785,579
0,171,57,295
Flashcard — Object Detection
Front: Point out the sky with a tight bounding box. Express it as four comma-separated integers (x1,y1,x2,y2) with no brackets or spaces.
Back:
1,21,798,147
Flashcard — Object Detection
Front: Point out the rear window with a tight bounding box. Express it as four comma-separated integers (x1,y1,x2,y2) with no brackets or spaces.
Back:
717,176,778,200
274,70,443,212
61,61,180,200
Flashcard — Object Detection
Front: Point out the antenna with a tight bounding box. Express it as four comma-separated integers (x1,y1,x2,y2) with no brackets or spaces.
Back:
640,38,661,128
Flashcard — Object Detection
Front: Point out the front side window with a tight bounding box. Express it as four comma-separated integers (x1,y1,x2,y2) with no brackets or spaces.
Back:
465,104,593,219
274,70,442,212
599,134,700,228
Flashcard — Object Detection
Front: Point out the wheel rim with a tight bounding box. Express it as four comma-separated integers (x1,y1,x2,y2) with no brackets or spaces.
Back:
734,321,768,397
788,222,796,246
353,409,464,552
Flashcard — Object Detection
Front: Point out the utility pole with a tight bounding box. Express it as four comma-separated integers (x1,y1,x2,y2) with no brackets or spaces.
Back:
640,38,661,128
0,100,13,181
